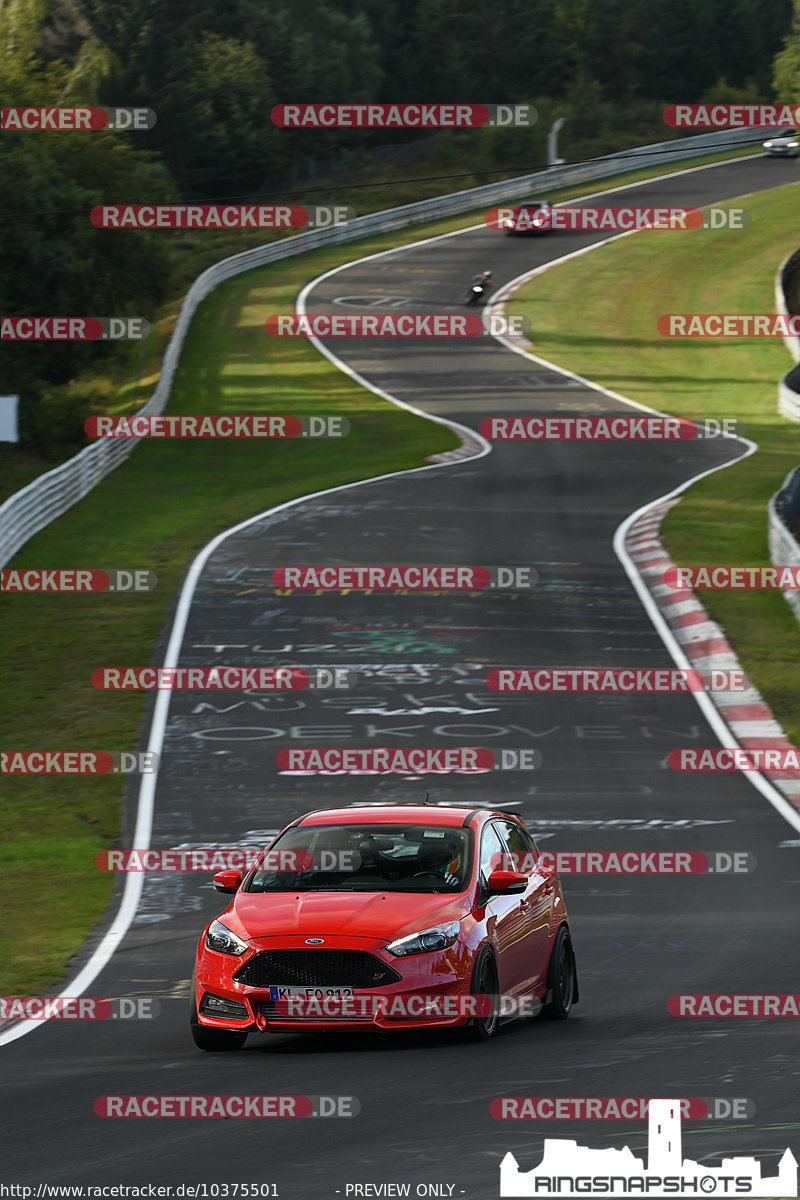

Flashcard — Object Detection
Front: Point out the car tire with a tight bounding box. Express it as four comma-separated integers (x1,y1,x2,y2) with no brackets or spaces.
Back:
190,997,248,1051
540,925,577,1020
463,949,499,1042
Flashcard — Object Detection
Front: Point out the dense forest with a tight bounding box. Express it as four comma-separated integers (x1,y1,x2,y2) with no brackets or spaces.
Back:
1,0,798,451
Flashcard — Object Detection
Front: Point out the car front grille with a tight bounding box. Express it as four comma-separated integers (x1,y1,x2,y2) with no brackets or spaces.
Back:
257,1000,370,1023
233,949,401,989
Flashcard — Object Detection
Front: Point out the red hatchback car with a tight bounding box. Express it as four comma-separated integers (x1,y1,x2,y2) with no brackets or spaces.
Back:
191,804,578,1049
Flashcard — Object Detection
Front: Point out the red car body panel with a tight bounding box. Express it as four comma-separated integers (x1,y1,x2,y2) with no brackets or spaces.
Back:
192,805,573,1034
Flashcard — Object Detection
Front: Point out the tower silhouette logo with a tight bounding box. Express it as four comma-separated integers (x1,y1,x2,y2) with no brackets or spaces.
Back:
500,1098,797,1197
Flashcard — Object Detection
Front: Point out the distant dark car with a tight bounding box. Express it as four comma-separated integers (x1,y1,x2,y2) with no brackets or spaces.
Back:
763,129,798,157
503,199,553,234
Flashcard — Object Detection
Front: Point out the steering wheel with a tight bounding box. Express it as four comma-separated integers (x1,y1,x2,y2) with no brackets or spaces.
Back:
412,871,447,880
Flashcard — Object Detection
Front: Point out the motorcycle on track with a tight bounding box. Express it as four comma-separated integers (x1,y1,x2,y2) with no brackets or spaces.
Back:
465,270,492,306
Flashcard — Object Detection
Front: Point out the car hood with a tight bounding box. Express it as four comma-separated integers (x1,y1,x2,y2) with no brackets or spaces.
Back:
228,889,472,942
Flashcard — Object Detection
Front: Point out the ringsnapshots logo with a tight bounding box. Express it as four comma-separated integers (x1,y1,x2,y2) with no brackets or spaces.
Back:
271,103,536,128
499,1098,797,1197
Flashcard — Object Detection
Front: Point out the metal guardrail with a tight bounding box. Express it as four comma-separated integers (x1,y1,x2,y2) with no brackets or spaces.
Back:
769,253,800,617
775,252,800,420
768,466,800,622
0,125,763,569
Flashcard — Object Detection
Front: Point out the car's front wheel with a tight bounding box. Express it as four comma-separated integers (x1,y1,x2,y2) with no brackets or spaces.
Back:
540,925,577,1020
190,997,248,1051
464,950,499,1041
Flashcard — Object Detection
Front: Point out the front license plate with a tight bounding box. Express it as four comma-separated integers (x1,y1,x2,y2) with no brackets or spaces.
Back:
268,985,354,1000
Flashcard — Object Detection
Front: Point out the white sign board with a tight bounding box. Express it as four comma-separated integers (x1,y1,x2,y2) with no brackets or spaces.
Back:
0,395,20,443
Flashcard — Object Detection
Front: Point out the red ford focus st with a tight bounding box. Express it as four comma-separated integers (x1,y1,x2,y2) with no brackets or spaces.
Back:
191,804,578,1049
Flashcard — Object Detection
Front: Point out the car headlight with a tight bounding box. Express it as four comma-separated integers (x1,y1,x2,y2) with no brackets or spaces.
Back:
789,141,798,148
386,920,460,957
764,141,774,148
205,919,249,956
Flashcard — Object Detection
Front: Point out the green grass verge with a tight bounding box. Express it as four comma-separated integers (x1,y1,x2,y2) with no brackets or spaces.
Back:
507,182,800,745
0,142,764,995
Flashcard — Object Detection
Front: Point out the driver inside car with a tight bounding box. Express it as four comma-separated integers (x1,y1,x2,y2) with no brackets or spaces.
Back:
417,840,462,886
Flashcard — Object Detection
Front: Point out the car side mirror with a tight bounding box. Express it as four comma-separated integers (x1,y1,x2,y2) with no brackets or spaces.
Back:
213,869,242,894
486,869,528,895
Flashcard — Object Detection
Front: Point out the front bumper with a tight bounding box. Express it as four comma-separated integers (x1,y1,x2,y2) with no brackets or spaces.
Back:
194,936,474,1033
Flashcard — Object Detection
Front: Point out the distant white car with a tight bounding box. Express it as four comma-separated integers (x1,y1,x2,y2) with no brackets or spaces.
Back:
503,199,553,234
763,129,798,157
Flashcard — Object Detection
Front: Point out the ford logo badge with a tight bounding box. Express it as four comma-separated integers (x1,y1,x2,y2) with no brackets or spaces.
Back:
305,937,324,944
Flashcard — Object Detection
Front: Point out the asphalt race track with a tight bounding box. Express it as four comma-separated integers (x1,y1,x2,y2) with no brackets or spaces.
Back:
3,155,800,1197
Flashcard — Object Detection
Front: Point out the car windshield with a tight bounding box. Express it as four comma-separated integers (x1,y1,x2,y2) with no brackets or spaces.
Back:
245,823,473,893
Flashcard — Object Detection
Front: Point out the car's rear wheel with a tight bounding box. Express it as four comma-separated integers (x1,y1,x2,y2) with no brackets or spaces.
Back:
540,925,577,1020
464,950,499,1041
190,997,248,1051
